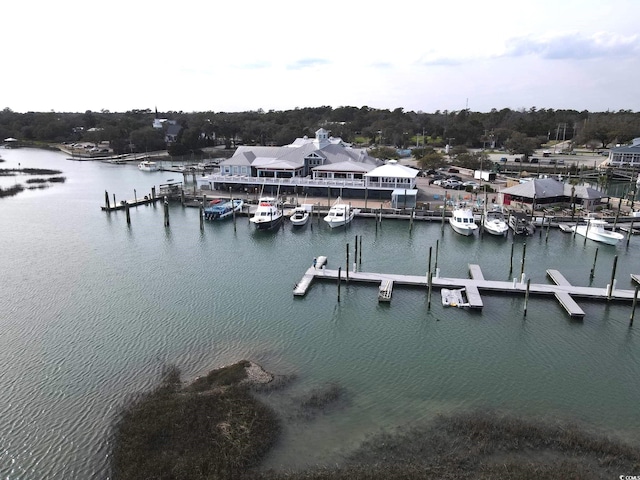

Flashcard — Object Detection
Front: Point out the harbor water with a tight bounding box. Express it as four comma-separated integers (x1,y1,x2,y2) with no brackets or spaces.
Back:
1,148,640,478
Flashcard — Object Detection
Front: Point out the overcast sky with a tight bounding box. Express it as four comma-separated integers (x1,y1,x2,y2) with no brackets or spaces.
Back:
3,0,639,114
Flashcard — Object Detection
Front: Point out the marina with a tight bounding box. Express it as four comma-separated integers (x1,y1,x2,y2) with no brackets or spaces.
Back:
3,147,640,477
294,261,640,318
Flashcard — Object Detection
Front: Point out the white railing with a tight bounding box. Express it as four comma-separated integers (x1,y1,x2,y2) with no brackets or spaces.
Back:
197,174,414,190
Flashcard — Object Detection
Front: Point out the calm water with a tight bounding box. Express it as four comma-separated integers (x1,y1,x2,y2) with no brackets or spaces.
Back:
1,148,640,478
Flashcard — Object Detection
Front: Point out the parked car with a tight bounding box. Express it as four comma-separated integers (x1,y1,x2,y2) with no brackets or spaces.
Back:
530,158,539,163
462,181,479,188
500,157,508,162
448,168,460,173
514,157,521,162
443,180,463,189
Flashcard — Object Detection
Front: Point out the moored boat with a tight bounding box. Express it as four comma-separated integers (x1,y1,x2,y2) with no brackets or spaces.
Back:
249,197,283,230
571,217,624,245
508,211,535,235
449,205,478,236
290,204,312,227
138,160,159,172
324,197,358,229
483,207,509,237
203,198,244,221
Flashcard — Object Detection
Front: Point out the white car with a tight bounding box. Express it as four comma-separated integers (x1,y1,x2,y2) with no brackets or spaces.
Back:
462,181,480,188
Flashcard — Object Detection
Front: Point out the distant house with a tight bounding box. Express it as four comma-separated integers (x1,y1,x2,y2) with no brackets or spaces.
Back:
164,123,182,144
608,138,640,167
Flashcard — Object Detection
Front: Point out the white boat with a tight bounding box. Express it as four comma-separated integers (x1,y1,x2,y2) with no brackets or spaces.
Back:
290,204,312,227
572,218,624,245
138,160,159,172
441,288,470,308
323,197,358,229
203,198,243,221
249,197,283,230
483,208,509,237
508,211,535,235
449,206,478,236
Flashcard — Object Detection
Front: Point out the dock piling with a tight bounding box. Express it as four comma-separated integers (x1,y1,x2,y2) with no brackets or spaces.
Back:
524,278,531,316
427,270,433,309
104,190,110,210
346,243,350,282
607,255,618,300
359,235,362,265
124,201,130,225
435,239,440,270
590,248,599,280
627,220,634,246
199,203,204,230
631,286,639,326
163,196,170,227
337,267,341,302
520,243,527,278
134,189,137,206
509,241,514,274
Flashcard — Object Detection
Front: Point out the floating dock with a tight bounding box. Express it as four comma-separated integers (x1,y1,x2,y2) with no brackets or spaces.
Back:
294,258,640,318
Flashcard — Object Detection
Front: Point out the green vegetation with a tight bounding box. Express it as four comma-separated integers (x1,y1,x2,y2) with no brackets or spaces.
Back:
1,106,639,157
110,363,280,480
110,362,640,480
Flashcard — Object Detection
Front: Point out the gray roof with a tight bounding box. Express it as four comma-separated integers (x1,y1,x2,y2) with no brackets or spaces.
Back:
501,178,604,200
219,138,381,172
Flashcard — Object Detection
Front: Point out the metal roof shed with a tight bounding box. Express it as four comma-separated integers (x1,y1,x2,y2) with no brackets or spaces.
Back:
391,188,417,209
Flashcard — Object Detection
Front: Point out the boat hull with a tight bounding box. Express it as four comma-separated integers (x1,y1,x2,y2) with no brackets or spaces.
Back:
252,216,283,230
574,224,624,245
450,223,477,236
483,221,509,236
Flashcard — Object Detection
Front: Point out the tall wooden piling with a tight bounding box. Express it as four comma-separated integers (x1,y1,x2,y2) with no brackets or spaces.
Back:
539,213,545,238
359,235,362,265
583,220,591,246
337,266,341,302
441,198,446,233
199,203,204,230
607,255,618,300
631,286,639,326
524,278,531,316
163,196,170,227
104,190,110,210
520,242,527,278
427,270,433,309
113,193,116,207
354,236,358,267
627,221,634,246
509,241,515,274
124,201,130,225
151,186,156,200
346,243,350,282
134,189,137,205
427,246,432,275
435,239,440,269
590,248,599,279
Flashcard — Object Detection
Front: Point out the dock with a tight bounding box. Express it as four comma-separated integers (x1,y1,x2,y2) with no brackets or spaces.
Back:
294,259,640,318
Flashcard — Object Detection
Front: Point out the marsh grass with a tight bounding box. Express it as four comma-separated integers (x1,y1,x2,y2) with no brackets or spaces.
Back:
111,365,640,480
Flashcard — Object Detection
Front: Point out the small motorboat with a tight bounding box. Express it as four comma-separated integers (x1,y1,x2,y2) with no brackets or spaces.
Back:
508,211,535,235
324,197,358,229
483,208,509,237
290,205,312,227
138,160,159,172
203,199,244,221
571,217,624,245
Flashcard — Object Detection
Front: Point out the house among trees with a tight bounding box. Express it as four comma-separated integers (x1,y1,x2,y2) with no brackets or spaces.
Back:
196,128,420,198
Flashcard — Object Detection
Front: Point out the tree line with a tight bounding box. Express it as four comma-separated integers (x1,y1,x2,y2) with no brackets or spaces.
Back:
1,106,639,156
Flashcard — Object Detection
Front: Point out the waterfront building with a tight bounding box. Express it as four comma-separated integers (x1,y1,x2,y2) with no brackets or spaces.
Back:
196,128,419,197
607,138,640,167
501,177,606,211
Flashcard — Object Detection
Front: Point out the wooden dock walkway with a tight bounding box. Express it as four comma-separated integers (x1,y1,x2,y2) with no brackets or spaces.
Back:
294,259,640,318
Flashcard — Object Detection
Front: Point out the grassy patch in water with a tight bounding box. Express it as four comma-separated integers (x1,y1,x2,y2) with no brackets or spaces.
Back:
110,362,280,480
